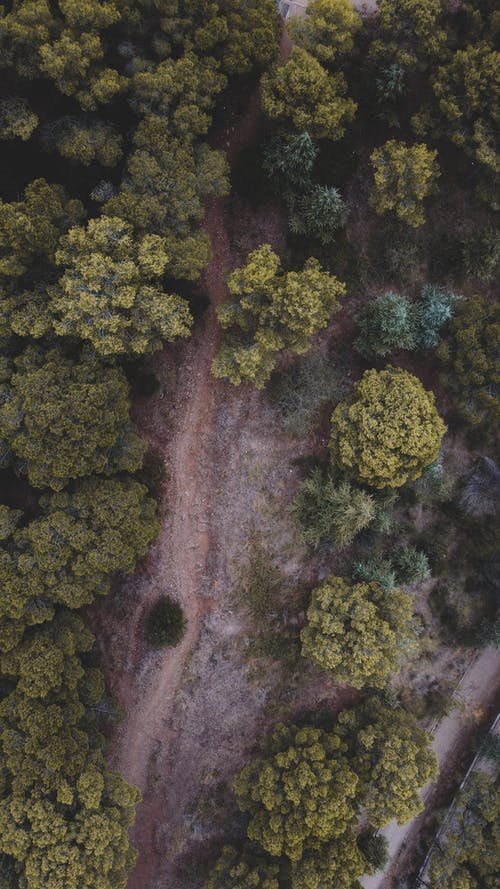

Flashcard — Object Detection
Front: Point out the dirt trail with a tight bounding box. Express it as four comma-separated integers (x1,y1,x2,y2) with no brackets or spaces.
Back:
91,58,290,889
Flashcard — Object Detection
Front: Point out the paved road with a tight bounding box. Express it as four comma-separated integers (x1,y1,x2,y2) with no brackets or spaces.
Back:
360,648,500,889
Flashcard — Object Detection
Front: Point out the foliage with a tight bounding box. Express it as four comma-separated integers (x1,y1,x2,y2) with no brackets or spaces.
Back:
287,0,362,63
290,833,373,889
263,132,319,195
292,469,375,548
0,346,145,490
369,140,439,228
260,47,357,141
0,477,159,651
212,245,345,387
0,98,38,140
391,545,431,584
336,697,438,827
234,723,359,861
437,297,500,427
428,773,500,889
146,596,187,648
0,179,84,281
301,575,413,688
354,291,418,357
205,845,279,889
371,0,447,71
411,0,500,191
50,215,192,356
461,228,500,285
460,458,500,519
42,116,123,166
272,351,346,435
289,184,346,244
329,367,446,489
237,538,283,617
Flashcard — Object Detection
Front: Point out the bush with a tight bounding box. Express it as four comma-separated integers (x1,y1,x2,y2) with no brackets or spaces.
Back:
292,469,375,549
272,351,347,435
146,596,187,648
461,227,500,284
392,545,431,584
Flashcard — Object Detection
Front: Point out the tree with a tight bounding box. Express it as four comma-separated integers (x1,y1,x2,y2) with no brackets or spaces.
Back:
370,0,448,71
50,215,192,356
354,287,460,357
460,457,500,518
234,723,359,861
287,0,362,63
391,545,431,584
292,470,376,549
336,697,438,827
130,53,226,140
437,297,500,427
0,476,159,651
369,140,440,228
290,833,374,889
329,367,446,489
263,132,319,195
42,116,123,166
185,0,279,75
0,346,145,490
0,179,84,280
0,98,38,140
428,773,500,889
212,245,345,387
289,184,346,244
205,845,279,889
301,575,413,688
260,47,357,141
355,292,417,358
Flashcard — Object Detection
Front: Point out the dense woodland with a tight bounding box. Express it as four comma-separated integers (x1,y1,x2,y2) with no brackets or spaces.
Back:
0,0,498,888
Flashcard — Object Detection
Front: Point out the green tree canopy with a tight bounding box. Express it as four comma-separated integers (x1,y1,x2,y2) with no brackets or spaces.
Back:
234,723,358,861
428,772,500,889
0,98,38,141
370,0,448,71
336,697,438,827
369,140,440,228
329,367,446,489
437,297,500,427
301,576,413,688
0,346,145,490
50,215,192,356
288,0,362,63
0,179,84,280
42,116,123,166
260,47,356,141
205,845,279,889
212,245,345,387
293,471,376,549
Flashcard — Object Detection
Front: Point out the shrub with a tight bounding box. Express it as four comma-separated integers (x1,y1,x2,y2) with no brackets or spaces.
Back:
272,351,346,435
146,596,186,648
369,140,440,228
461,228,500,284
292,469,375,549
391,545,431,584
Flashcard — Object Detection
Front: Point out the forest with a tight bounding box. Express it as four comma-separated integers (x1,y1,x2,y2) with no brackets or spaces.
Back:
0,0,498,888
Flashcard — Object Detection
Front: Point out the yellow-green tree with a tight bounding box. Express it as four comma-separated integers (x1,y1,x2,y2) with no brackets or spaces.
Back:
329,367,446,489
288,0,362,63
437,297,500,428
370,0,448,71
0,346,145,490
290,834,375,889
301,576,413,688
369,140,439,228
50,216,192,356
260,47,356,141
234,723,358,861
0,98,38,140
212,244,345,387
428,772,500,889
42,116,123,166
205,845,279,889
336,697,438,827
0,179,84,280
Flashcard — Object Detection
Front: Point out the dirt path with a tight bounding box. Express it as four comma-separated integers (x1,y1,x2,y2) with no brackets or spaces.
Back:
360,647,500,889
